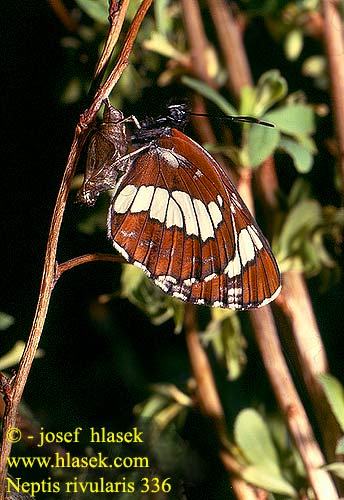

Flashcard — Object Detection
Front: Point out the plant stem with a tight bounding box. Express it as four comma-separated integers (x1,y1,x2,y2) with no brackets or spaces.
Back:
322,0,344,197
55,253,124,282
206,0,252,95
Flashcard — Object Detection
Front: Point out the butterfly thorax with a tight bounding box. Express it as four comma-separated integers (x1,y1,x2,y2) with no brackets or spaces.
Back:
131,103,190,145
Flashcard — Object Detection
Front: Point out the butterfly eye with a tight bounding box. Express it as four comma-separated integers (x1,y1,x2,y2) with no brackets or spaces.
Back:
165,103,189,128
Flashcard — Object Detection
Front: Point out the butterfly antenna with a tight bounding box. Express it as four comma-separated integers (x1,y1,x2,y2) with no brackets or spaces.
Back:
190,112,275,128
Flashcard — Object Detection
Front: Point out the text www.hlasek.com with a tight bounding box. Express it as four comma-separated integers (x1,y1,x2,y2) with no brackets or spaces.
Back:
8,452,148,469
6,453,174,497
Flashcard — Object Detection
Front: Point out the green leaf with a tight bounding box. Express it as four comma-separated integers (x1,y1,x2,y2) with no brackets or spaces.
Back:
247,122,280,168
241,465,297,497
144,32,186,63
318,374,344,431
234,409,297,496
277,199,322,261
181,76,237,115
284,29,304,61
264,104,315,137
0,312,15,331
135,394,169,420
121,265,184,333
279,137,314,173
154,0,173,35
202,309,247,380
336,435,344,455
75,0,109,24
302,55,327,78
234,409,280,473
0,341,44,371
254,70,288,116
323,462,344,480
297,134,318,154
0,341,24,370
239,86,258,116
288,178,312,206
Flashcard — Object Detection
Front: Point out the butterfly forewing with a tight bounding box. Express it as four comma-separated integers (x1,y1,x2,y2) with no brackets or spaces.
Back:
107,128,281,309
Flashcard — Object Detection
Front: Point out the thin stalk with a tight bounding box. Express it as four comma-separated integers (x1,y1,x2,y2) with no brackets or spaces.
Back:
322,0,344,196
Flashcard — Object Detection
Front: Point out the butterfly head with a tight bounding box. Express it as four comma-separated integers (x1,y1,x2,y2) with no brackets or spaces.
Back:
164,102,190,129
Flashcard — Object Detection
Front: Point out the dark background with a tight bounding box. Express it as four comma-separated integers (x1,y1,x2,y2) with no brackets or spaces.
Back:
1,2,343,498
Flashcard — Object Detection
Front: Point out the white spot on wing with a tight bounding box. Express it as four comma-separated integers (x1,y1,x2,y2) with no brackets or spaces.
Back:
134,261,151,276
208,201,222,228
224,209,242,278
183,278,197,286
204,273,217,282
154,278,169,292
112,241,129,262
150,187,169,222
114,184,137,213
258,285,281,307
119,229,137,238
225,252,242,278
193,199,215,241
131,185,154,213
173,291,188,301
156,275,178,285
158,148,180,168
166,197,183,228
247,224,264,250
217,195,223,207
172,191,199,236
238,228,256,266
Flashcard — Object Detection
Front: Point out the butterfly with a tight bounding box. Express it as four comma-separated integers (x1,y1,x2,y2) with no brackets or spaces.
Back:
78,100,281,309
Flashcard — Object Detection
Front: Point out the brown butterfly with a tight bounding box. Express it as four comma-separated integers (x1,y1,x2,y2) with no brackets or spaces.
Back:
78,101,281,309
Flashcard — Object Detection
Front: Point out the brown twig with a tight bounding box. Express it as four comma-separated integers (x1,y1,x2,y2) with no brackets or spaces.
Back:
0,0,152,494
321,0,344,197
48,0,79,32
278,272,342,464
180,0,215,87
90,0,130,94
55,253,125,282
206,0,252,97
